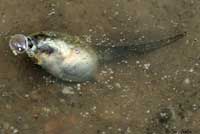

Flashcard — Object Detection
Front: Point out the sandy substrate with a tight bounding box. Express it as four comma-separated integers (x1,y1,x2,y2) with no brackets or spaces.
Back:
0,0,200,134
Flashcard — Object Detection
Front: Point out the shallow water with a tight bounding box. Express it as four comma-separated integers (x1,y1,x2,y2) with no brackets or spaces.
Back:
0,0,200,134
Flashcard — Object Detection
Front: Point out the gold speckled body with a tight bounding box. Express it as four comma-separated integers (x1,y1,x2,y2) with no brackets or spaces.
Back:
9,31,185,82
26,32,98,82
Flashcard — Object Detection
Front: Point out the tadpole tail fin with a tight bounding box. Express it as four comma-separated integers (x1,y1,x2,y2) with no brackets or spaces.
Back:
131,32,186,53
96,32,186,62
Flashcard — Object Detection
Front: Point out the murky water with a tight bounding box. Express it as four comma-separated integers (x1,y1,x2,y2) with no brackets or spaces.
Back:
0,0,200,134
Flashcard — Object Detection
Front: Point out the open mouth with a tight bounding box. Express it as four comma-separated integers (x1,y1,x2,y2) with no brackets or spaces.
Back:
9,34,29,55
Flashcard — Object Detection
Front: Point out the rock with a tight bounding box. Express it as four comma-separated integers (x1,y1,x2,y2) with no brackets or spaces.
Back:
62,86,74,95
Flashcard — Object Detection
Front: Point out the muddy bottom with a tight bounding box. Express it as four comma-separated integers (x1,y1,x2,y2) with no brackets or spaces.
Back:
0,0,200,134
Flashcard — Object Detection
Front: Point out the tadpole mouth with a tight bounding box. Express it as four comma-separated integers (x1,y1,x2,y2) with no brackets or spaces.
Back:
9,34,28,55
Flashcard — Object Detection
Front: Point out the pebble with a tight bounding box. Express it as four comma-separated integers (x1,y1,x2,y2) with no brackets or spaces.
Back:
13,129,19,134
144,63,151,70
126,127,132,133
112,27,117,30
48,11,55,16
77,84,81,90
146,110,151,114
136,61,140,64
115,83,121,88
192,104,198,111
184,78,190,84
62,86,74,95
189,68,194,73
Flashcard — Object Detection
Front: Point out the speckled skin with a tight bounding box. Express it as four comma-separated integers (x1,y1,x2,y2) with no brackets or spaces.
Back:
9,31,185,82
26,32,98,82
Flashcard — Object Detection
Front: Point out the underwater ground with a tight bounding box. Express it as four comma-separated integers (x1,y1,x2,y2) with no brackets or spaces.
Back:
0,0,200,134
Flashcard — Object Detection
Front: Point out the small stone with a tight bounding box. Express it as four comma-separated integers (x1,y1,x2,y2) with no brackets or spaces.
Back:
77,84,81,90
144,63,151,70
189,68,194,73
146,110,150,114
128,16,132,21
13,129,19,134
110,76,114,79
112,27,117,30
62,86,74,95
192,104,198,111
126,127,132,133
136,61,140,64
10,126,14,130
91,106,97,111
184,78,190,84
117,128,122,131
115,83,121,88
43,107,51,113
89,29,93,32
24,94,29,98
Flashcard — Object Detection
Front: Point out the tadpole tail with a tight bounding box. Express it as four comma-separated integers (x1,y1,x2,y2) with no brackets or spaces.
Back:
131,32,186,53
96,32,186,62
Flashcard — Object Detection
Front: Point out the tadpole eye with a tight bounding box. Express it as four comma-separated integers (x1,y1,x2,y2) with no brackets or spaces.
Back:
9,34,28,55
